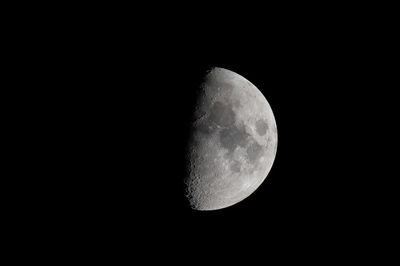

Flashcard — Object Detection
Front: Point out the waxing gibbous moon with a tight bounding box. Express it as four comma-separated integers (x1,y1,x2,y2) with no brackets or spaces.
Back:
184,67,278,211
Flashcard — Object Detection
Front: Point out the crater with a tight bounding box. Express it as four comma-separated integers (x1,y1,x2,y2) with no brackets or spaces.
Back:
266,136,272,148
210,79,235,92
233,99,241,108
219,124,249,153
230,160,242,173
246,141,263,163
255,119,269,136
209,101,235,127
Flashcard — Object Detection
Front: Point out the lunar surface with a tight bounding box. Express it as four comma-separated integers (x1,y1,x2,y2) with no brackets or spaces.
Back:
185,67,278,210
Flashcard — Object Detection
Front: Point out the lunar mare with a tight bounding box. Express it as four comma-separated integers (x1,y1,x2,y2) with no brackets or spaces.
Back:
185,67,278,211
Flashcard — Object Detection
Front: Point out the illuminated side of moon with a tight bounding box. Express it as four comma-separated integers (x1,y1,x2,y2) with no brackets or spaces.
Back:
185,67,278,210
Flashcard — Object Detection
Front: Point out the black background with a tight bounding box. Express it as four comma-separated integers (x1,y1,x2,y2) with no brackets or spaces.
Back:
21,7,394,260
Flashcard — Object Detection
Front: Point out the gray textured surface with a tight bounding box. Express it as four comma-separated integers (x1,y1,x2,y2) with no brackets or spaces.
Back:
185,67,278,210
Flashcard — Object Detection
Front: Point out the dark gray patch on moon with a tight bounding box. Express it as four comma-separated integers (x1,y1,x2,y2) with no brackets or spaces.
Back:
255,119,269,136
196,121,218,135
209,101,235,127
246,141,263,162
220,125,249,153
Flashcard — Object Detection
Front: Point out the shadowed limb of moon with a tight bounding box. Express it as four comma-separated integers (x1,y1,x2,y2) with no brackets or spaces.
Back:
185,67,278,211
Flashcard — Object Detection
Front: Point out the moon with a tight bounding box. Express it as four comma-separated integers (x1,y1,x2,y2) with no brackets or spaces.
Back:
184,67,278,211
